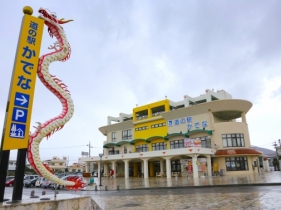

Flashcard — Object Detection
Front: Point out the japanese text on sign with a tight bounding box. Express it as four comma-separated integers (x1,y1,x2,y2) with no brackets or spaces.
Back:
167,116,208,131
2,14,44,151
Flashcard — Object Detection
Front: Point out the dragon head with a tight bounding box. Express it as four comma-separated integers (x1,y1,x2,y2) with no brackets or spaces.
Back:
38,8,73,36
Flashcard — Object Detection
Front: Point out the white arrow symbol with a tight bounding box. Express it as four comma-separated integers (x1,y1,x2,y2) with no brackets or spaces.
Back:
16,95,28,105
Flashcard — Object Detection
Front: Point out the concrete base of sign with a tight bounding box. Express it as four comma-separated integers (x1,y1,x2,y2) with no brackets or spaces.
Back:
0,194,102,210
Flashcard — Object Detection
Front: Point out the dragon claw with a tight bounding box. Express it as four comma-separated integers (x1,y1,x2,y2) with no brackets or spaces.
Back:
48,42,62,51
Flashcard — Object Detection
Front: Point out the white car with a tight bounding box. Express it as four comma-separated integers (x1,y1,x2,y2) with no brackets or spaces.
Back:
24,175,39,181
35,177,46,187
52,175,86,190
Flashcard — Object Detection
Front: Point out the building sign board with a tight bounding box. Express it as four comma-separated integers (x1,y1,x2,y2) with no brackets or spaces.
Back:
2,15,44,150
184,138,202,147
168,116,208,130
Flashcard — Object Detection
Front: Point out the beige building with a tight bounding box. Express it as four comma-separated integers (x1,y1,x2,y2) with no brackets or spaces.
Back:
80,89,262,179
44,156,67,172
67,163,85,173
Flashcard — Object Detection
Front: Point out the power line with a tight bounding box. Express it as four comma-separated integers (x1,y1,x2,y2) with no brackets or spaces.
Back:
252,143,274,147
40,145,102,150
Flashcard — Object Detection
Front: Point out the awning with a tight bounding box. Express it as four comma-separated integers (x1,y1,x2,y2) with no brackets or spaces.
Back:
103,142,119,148
185,129,212,137
146,136,165,143
164,133,185,140
115,140,131,146
129,138,146,145
215,149,262,156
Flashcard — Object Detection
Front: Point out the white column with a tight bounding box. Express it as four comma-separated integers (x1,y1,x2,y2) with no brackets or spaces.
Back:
85,162,89,172
104,163,108,174
87,162,91,173
141,161,144,174
143,159,149,178
263,159,269,172
192,155,198,178
111,161,116,177
125,178,130,189
124,160,129,178
144,178,149,187
207,155,212,177
160,160,164,173
165,158,171,178
241,112,247,123
98,162,101,178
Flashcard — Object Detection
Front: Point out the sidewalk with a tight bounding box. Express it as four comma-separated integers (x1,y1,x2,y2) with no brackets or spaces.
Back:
83,171,281,191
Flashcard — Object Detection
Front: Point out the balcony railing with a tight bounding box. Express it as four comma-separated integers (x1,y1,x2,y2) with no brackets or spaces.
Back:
136,115,148,120
109,151,120,155
152,111,165,117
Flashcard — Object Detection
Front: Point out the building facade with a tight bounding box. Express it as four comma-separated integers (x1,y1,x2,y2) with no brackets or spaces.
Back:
80,89,262,178
67,163,85,173
44,156,67,172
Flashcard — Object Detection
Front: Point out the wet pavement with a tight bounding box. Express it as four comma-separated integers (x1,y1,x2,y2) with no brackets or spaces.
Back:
85,186,281,210
84,171,281,191
3,171,281,209
82,171,281,209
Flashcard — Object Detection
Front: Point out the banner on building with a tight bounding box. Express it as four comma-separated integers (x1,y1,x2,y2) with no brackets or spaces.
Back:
184,138,201,147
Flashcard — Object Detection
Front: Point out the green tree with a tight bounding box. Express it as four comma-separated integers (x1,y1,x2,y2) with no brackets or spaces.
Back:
24,166,37,174
273,158,280,171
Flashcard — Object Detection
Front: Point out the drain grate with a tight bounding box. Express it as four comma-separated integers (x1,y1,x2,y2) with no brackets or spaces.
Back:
123,203,141,207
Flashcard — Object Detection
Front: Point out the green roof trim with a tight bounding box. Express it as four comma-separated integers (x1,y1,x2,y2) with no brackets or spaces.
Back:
116,141,131,147
163,133,185,140
115,140,131,146
185,129,213,137
146,136,165,143
129,138,146,145
103,142,119,148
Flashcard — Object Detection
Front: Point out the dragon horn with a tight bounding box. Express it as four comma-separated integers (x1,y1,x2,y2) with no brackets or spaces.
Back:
59,18,74,24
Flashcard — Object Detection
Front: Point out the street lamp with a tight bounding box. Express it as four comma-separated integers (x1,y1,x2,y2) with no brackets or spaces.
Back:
99,153,103,186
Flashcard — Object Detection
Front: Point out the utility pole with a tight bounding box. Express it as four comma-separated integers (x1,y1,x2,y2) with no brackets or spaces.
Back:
87,142,93,157
273,141,280,171
273,141,278,158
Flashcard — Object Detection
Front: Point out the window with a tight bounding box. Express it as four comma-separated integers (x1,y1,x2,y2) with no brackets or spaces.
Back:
225,157,248,171
136,144,149,152
170,139,184,149
59,163,63,165
171,160,181,172
200,136,211,148
152,142,166,151
122,129,132,140
112,132,116,142
135,126,148,131
124,146,127,154
109,150,119,155
222,134,245,148
151,123,166,128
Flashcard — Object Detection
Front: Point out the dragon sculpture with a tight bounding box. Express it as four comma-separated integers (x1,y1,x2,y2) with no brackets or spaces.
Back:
27,8,86,191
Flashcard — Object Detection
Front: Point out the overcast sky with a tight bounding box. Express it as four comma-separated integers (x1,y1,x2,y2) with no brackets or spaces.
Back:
1,1,281,164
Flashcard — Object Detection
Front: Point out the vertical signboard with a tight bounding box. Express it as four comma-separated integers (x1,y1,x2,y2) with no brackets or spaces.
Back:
2,14,44,150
